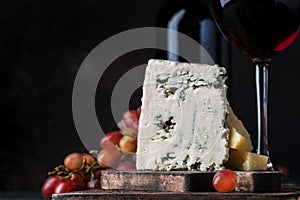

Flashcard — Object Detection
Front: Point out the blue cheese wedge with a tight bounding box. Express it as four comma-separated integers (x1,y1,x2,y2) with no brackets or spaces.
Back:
136,59,229,171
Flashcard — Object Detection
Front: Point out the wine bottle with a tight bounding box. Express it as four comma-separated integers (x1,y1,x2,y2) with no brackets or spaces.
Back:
156,0,231,68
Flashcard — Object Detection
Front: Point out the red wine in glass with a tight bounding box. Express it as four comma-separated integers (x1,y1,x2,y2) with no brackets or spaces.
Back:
209,0,300,168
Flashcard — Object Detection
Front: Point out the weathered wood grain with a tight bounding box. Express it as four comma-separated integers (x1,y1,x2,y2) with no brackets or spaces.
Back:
100,170,281,192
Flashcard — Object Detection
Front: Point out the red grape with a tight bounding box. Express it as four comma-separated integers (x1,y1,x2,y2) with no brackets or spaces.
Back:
136,106,141,116
54,178,77,194
93,168,102,179
212,169,237,192
64,152,84,171
97,148,121,169
275,165,289,178
117,110,139,132
119,135,137,153
117,161,136,170
80,171,91,184
41,175,63,198
71,173,86,190
100,131,123,150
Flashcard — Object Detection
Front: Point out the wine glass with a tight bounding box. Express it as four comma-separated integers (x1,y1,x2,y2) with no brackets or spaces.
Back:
208,0,300,169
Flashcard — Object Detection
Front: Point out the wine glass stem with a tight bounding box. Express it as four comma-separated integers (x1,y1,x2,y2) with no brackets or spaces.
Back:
255,59,273,169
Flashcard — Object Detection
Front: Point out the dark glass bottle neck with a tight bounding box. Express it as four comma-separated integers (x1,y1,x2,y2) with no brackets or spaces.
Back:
157,0,212,26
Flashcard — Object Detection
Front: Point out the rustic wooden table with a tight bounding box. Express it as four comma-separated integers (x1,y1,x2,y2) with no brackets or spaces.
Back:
52,183,300,200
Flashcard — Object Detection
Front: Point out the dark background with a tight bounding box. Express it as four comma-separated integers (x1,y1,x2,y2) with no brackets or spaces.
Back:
1,0,300,192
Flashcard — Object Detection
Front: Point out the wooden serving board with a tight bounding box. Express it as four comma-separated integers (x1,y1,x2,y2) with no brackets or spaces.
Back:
100,170,281,192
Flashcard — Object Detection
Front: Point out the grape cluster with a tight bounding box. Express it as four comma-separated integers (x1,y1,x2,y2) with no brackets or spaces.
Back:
97,107,140,170
41,107,140,198
41,152,101,198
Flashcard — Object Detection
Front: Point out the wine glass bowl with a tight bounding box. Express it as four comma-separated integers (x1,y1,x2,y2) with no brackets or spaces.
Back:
209,0,300,169
209,0,300,59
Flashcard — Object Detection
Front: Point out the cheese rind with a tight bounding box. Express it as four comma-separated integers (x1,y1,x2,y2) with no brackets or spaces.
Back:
226,107,253,151
136,59,229,171
226,148,268,171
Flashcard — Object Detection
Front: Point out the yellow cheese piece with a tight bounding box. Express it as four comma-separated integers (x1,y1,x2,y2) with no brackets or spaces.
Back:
226,148,268,171
225,107,253,151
